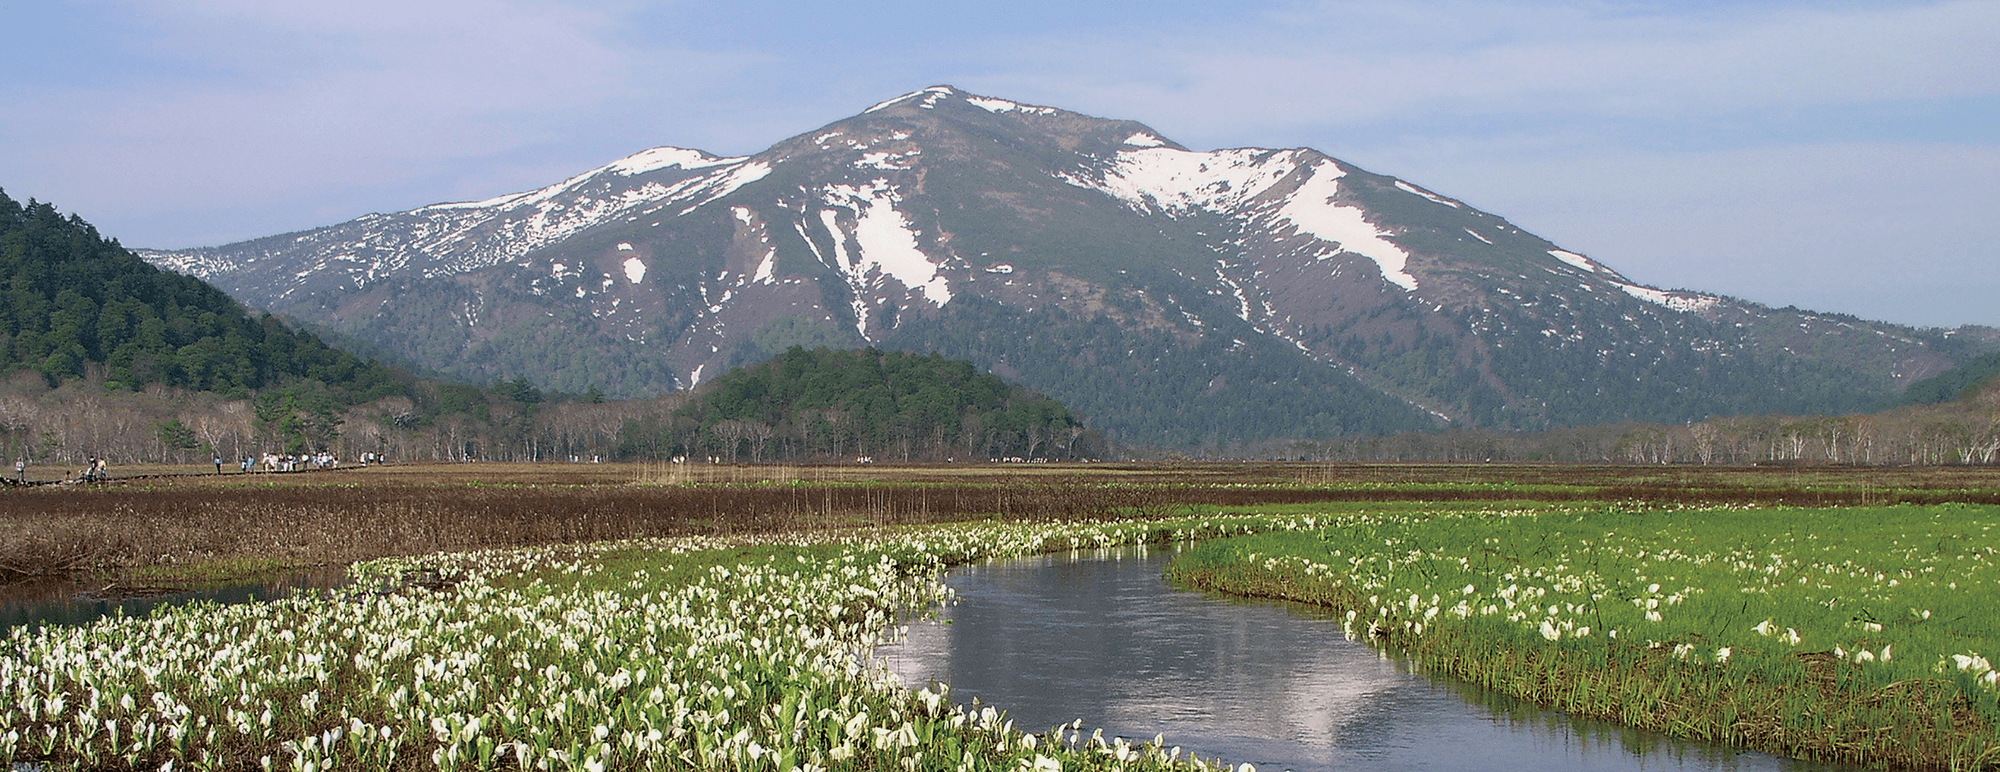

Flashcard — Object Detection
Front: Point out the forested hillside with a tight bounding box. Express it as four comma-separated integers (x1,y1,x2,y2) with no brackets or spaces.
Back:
0,190,549,464
0,189,402,400
628,347,1100,462
1902,351,2000,406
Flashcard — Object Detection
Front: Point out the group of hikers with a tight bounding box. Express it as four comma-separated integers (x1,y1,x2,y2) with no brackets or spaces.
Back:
6,450,389,484
36,456,112,483
242,450,390,473
243,451,344,473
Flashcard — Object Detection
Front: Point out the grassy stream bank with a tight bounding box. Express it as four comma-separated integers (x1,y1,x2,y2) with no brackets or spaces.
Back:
1168,504,2000,771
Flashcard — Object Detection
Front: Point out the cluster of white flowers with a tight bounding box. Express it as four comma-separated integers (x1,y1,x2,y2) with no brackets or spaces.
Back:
1,516,1305,772
1939,653,1999,688
1209,505,2000,704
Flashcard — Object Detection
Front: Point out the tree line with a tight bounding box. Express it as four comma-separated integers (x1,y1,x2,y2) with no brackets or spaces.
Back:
623,347,1101,463
5,352,1994,470
1213,376,2000,466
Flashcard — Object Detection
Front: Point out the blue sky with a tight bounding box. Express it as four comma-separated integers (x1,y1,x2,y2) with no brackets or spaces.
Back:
3,0,1996,328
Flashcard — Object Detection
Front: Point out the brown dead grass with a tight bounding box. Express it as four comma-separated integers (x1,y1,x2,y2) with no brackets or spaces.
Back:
6,461,1997,585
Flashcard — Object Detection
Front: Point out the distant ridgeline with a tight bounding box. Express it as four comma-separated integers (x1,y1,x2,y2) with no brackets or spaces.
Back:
634,347,1102,462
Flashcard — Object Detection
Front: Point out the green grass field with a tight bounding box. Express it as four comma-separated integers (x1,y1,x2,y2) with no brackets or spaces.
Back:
1169,503,2000,770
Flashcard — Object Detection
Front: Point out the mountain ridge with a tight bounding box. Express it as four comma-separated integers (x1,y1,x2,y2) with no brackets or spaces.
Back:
138,85,1998,446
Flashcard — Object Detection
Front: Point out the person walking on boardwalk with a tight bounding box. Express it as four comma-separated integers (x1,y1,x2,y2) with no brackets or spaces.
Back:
13,459,22,481
214,455,224,474
94,456,107,481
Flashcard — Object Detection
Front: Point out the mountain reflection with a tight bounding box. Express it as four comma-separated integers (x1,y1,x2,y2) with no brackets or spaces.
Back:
879,546,1848,772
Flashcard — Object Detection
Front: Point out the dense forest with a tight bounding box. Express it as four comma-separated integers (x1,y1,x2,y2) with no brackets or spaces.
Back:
883,296,1436,445
0,189,403,400
0,190,563,464
621,347,1101,462
1902,351,2000,406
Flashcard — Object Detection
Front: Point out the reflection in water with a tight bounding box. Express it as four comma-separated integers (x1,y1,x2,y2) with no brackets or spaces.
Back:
0,567,350,633
879,545,1851,772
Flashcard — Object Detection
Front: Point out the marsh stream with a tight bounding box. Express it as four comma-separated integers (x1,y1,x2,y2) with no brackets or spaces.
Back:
0,547,1867,771
876,545,1856,772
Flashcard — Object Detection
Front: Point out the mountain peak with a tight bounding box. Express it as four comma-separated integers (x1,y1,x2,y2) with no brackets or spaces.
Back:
862,85,972,113
854,85,1113,127
806,85,1187,172
137,87,1981,443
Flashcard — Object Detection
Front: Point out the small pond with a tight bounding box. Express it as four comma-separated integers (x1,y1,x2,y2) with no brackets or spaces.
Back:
876,545,1856,772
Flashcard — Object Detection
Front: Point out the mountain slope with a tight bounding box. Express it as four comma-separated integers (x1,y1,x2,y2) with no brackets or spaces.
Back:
1902,351,2000,405
139,86,1994,445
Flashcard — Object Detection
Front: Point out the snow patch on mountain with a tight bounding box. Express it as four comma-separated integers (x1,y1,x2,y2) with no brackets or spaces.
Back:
1069,147,1302,215
856,150,919,170
428,147,739,214
1215,266,1255,322
1272,162,1419,292
605,146,734,176
623,256,647,284
729,206,782,286
1617,282,1722,314
1395,180,1460,208
753,249,777,284
669,161,772,216
866,86,956,113
1065,148,1417,291
864,89,930,113
967,95,1056,115
821,183,952,303
1123,132,1167,148
808,182,953,338
1549,249,1600,273
134,249,233,281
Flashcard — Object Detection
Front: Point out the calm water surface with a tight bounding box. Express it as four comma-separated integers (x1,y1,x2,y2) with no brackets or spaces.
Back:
877,545,1854,772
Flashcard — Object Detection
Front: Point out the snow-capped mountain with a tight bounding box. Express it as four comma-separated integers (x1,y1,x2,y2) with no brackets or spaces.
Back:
141,86,1994,444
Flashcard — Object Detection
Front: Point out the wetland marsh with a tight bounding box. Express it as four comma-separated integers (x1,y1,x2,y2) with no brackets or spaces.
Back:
2,463,1996,770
